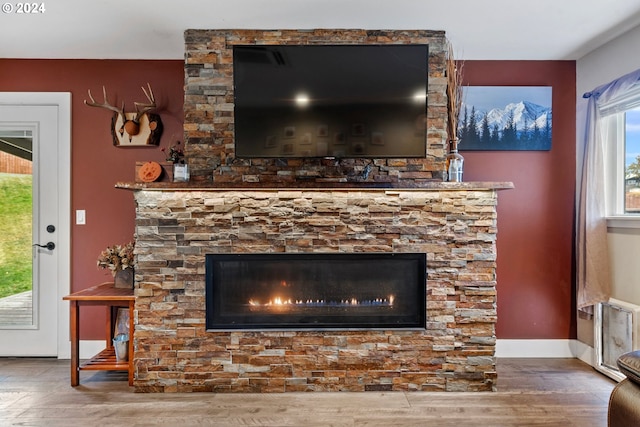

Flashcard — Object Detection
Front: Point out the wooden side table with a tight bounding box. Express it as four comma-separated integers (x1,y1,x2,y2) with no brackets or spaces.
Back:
63,282,134,386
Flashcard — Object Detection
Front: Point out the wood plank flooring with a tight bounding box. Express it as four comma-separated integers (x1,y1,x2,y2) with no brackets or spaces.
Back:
0,357,616,427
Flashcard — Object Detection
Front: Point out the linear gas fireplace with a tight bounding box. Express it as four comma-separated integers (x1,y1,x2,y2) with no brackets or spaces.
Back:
205,253,426,330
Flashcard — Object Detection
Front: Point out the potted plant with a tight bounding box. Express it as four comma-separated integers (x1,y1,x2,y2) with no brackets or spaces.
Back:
162,141,189,182
97,241,135,288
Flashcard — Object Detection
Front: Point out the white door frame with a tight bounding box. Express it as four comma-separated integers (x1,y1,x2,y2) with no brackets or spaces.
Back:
0,92,71,358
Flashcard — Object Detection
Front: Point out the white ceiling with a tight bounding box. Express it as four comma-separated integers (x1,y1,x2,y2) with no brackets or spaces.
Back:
3,0,640,60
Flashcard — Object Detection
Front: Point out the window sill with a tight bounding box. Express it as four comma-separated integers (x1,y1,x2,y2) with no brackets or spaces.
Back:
607,216,640,229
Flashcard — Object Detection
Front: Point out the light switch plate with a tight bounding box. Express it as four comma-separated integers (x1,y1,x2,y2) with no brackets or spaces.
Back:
75,210,86,225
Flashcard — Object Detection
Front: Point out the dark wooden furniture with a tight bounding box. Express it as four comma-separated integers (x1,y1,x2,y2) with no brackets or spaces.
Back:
63,282,134,386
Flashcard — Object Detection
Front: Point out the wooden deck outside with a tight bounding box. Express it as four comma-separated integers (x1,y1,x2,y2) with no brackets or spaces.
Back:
0,290,32,326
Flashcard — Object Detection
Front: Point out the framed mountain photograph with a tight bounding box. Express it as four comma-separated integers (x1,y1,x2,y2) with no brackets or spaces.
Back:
458,86,552,151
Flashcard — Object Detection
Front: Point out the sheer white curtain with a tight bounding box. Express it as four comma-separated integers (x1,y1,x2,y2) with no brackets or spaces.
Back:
578,68,640,309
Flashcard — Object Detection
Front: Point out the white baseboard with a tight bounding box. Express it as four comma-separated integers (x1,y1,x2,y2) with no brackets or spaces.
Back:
57,340,106,360
572,340,595,365
496,339,591,359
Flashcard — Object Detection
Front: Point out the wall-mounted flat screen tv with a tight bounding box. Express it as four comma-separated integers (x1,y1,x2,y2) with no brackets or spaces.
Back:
233,44,428,158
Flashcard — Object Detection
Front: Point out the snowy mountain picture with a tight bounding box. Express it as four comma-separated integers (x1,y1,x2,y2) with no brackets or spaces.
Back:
458,86,552,151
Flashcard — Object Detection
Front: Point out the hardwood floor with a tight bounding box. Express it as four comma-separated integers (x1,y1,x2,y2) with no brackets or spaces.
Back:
0,357,615,426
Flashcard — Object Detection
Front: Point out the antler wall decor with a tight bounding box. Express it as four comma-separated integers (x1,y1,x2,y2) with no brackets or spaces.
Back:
84,83,163,147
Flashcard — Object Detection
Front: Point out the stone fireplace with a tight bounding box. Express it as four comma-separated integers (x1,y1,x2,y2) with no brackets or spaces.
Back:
120,29,512,393
128,187,509,392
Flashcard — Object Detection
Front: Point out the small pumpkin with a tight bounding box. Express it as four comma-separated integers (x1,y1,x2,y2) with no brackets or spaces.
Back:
138,161,162,182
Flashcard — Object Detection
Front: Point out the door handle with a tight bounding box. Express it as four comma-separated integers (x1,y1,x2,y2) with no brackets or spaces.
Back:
33,242,55,250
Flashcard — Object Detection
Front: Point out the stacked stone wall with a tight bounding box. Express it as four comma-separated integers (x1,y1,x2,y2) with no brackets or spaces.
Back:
133,189,498,392
183,29,448,186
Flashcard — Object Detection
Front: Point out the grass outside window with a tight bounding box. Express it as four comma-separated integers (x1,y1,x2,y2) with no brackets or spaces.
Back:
0,173,32,299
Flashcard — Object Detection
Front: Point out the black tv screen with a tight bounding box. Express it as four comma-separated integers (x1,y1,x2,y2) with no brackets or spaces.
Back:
233,44,428,158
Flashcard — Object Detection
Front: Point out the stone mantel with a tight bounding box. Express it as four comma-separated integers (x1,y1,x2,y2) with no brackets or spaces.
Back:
115,182,514,192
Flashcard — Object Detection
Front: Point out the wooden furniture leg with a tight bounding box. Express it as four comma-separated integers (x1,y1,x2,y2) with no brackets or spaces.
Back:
128,300,134,385
69,300,79,387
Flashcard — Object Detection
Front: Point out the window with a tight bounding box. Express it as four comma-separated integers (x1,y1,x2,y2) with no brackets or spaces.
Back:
625,108,640,214
601,86,640,223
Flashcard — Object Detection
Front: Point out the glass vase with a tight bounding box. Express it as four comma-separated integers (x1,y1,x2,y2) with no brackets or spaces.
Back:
446,140,464,182
173,163,190,182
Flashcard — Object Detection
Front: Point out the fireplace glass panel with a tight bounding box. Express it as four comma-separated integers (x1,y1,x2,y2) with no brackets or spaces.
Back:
205,253,426,330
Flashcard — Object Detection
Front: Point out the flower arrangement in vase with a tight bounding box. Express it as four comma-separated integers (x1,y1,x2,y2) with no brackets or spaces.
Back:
161,141,184,164
97,241,135,288
161,141,189,182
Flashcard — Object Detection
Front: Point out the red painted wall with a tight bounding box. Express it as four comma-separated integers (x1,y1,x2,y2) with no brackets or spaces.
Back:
0,59,576,341
462,61,577,339
0,59,184,339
